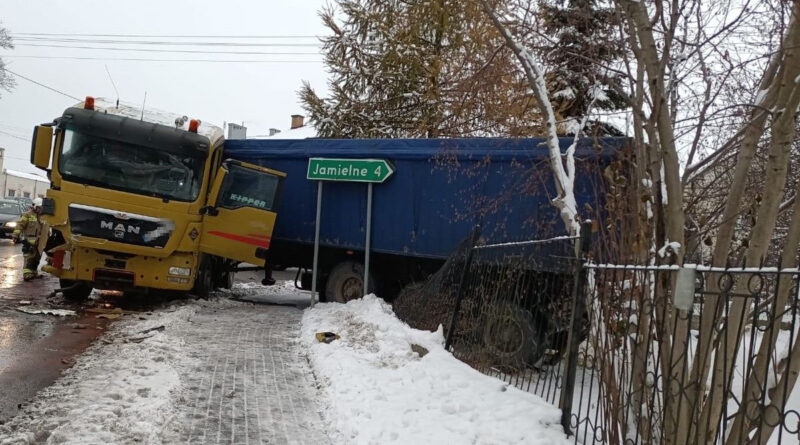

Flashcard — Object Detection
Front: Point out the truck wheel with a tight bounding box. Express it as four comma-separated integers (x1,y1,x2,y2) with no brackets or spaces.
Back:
59,279,93,301
325,261,374,303
192,256,213,298
210,258,234,290
215,271,234,290
482,305,546,369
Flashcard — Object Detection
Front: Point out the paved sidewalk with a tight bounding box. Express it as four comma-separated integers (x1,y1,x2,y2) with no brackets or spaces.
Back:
173,301,331,445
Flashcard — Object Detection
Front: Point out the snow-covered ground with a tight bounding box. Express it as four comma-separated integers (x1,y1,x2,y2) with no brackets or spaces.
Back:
0,304,196,444
302,295,570,445
0,282,570,444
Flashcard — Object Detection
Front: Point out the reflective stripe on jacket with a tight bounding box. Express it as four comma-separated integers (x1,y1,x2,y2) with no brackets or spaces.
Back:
13,211,41,240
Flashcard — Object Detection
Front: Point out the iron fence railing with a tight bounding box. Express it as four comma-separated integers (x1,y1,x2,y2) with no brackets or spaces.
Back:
394,223,800,444
568,263,800,445
393,224,586,408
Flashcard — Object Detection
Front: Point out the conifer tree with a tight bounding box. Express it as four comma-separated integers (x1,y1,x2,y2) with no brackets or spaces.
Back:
539,0,626,135
300,0,543,138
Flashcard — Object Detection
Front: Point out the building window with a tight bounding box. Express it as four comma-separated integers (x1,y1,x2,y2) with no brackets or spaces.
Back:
23,192,30,198
7,190,15,197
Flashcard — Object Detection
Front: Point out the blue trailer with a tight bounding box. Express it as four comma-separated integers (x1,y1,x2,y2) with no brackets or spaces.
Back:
225,137,627,301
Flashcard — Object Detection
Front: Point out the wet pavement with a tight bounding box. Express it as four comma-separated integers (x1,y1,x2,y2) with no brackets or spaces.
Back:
0,267,330,444
0,241,109,423
0,246,298,425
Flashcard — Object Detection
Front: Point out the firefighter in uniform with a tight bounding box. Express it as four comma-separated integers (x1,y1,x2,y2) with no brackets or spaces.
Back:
13,198,44,281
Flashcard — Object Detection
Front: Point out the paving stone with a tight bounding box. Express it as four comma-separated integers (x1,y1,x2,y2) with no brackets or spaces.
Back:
175,303,331,445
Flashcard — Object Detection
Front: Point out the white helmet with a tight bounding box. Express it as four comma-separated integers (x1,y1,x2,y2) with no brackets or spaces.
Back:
32,197,43,208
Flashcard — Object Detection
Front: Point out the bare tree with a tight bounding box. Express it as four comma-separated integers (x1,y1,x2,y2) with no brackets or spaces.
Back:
482,0,800,443
612,2,800,443
478,0,607,237
0,22,14,96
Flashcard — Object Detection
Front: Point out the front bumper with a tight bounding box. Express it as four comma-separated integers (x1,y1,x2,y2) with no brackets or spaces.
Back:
45,248,198,291
0,224,16,237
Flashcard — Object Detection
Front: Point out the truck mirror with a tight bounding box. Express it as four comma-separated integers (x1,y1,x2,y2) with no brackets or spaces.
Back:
30,125,53,170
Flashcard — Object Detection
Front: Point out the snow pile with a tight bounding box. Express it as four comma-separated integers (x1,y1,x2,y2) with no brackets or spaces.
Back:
218,279,311,307
301,295,570,445
15,307,76,317
0,305,198,445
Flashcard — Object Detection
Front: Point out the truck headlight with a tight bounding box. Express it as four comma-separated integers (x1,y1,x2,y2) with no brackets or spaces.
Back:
5,222,16,228
168,266,191,277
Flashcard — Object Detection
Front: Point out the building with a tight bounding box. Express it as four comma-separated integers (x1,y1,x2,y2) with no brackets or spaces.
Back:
0,148,49,199
227,122,247,139
2,169,49,199
251,114,317,139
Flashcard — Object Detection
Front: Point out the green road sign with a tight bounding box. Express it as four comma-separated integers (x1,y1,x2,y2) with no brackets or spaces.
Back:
307,158,394,183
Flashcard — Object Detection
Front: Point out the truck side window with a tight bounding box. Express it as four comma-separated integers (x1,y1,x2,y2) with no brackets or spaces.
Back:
217,163,280,212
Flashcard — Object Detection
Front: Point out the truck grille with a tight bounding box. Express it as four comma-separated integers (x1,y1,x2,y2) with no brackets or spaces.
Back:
104,259,126,269
68,204,174,248
93,269,135,289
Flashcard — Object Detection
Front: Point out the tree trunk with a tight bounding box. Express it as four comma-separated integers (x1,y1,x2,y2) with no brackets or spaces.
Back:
698,9,800,440
685,10,792,441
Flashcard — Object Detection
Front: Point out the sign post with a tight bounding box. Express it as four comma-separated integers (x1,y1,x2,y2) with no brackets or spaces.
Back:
306,158,394,306
310,181,323,307
364,182,373,294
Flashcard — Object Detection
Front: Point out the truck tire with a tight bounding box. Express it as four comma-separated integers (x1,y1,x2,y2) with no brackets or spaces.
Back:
482,305,547,369
325,261,374,303
214,270,234,290
192,256,213,298
212,259,234,290
59,279,93,301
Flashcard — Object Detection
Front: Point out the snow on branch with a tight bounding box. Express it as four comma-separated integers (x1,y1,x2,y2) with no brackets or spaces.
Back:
479,0,589,236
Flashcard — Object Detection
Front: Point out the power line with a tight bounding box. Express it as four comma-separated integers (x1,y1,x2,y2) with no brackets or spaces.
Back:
11,37,322,47
0,123,29,132
14,43,321,56
2,55,323,64
3,153,34,162
0,129,28,142
4,68,81,101
11,32,320,39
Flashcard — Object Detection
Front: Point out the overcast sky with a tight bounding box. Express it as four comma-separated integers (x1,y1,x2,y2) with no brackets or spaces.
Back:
0,0,330,176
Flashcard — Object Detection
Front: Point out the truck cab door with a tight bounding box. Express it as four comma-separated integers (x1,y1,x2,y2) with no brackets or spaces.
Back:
199,159,285,265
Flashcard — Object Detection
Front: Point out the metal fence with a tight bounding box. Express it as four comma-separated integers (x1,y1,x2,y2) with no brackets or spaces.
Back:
393,226,583,407
394,226,800,444
569,263,800,445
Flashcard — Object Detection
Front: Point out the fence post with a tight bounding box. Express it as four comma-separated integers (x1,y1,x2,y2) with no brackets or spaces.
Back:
559,221,593,435
444,225,481,351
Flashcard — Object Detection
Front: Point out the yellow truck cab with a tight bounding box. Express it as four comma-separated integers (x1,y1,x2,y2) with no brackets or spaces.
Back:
30,96,285,299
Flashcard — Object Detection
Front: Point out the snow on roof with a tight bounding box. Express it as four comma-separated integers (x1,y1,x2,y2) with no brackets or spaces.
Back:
85,97,224,143
251,124,317,140
5,169,48,182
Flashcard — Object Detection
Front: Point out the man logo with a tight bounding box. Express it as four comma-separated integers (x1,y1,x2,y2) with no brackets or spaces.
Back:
100,221,141,239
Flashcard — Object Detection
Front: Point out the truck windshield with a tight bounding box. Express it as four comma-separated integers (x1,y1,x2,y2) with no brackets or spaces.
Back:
59,126,205,202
